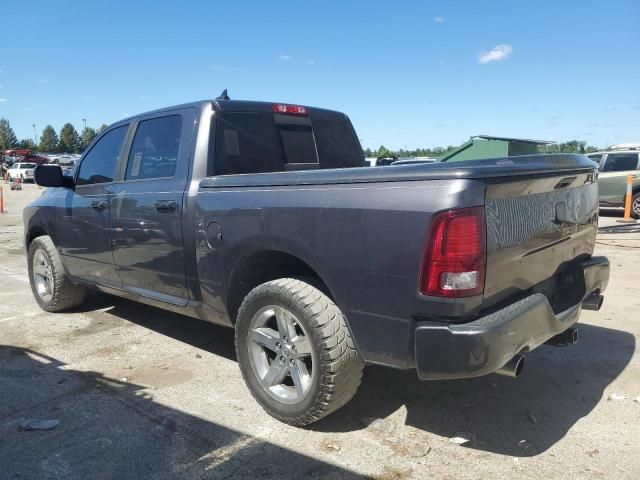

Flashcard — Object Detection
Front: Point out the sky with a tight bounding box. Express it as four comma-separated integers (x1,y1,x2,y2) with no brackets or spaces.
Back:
0,0,638,150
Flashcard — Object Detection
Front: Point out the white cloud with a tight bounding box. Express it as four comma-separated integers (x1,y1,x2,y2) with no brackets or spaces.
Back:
37,78,48,83
23,106,32,111
478,44,513,64
307,60,316,65
433,16,444,23
211,64,239,72
0,98,7,103
279,54,292,61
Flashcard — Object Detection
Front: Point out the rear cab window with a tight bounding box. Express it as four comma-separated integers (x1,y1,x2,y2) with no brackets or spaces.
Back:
210,110,364,176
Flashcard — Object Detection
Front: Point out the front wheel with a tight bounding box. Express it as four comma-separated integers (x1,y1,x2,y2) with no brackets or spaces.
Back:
235,278,364,426
28,235,86,312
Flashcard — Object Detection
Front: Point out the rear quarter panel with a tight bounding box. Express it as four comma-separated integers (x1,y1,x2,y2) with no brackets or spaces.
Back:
193,178,485,368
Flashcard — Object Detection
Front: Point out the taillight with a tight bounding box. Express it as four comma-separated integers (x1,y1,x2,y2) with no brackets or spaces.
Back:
272,103,308,116
419,206,486,297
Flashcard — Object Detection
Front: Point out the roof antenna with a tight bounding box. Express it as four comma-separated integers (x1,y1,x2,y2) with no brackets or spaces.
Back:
216,89,230,100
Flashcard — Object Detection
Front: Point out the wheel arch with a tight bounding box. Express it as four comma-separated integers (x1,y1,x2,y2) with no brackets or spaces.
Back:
224,249,335,325
25,225,49,249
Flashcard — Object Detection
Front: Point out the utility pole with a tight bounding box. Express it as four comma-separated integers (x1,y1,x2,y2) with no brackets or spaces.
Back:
82,118,87,130
32,124,37,145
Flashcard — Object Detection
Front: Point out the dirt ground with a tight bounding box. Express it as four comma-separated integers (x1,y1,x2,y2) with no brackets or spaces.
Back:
1,183,639,480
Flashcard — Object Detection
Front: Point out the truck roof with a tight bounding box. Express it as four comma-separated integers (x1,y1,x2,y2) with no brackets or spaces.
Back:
117,98,345,125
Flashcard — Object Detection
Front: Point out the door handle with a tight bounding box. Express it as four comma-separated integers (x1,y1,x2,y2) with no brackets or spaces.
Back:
155,200,178,212
90,200,110,210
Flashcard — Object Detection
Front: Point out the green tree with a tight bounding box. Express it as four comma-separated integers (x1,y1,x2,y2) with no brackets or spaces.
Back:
0,118,18,151
97,123,108,134
376,145,392,157
18,138,37,151
80,126,97,151
363,147,373,157
59,123,81,153
39,125,60,153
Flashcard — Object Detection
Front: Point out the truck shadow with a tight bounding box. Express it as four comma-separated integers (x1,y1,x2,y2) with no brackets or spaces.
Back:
320,322,635,457
0,345,364,480
72,293,634,458
74,291,237,362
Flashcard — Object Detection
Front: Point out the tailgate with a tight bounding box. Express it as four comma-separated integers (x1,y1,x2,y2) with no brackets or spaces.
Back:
483,170,599,309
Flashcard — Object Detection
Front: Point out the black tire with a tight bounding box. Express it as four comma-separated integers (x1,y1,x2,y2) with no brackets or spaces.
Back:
27,235,86,312
632,192,640,220
235,278,364,426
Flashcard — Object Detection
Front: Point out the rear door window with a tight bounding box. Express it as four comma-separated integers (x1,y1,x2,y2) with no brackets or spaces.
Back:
125,115,182,180
601,153,639,172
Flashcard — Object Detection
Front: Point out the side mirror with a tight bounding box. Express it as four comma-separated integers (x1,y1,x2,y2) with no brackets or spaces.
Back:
34,164,73,188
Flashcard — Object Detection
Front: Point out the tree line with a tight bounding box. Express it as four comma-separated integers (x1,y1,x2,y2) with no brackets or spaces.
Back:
364,145,459,158
0,118,108,154
364,140,600,159
1,116,602,158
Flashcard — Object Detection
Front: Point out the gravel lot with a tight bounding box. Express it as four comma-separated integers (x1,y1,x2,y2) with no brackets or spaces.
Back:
1,183,639,479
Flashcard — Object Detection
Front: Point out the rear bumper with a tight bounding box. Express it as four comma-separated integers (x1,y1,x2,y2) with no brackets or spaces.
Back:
415,256,610,380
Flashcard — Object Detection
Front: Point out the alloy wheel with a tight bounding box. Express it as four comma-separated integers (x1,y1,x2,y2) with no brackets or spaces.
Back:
32,249,54,302
248,305,314,405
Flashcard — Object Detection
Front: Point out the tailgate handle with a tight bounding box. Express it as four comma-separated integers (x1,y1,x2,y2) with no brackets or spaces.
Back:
554,177,576,189
155,200,177,212
90,200,109,210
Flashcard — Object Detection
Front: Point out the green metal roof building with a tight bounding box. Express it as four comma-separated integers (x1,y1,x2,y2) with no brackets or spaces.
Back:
440,135,554,162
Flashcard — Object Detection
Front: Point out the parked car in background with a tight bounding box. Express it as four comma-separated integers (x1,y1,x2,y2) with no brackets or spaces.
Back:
588,144,640,218
7,162,38,182
22,154,50,166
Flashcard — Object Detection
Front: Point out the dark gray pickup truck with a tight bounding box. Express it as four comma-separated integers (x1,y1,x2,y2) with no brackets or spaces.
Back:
24,98,609,425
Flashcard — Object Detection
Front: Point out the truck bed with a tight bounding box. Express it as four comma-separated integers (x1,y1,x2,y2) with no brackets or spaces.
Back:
195,153,600,369
200,154,596,188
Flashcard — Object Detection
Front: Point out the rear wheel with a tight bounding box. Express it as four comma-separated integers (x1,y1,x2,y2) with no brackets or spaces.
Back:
235,278,363,426
631,193,640,219
28,235,86,312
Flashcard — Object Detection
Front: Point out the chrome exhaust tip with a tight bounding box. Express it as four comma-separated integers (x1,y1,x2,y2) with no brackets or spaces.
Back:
582,293,604,311
546,327,579,347
495,354,525,378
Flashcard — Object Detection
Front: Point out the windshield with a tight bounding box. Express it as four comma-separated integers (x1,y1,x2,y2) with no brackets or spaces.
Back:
20,163,37,168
